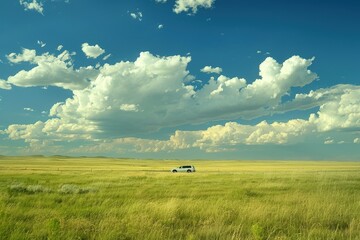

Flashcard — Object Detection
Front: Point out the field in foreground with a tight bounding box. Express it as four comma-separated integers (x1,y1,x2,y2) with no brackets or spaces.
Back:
0,156,360,240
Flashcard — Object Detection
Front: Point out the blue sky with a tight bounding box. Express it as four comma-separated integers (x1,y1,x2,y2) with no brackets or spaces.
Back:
0,0,359,160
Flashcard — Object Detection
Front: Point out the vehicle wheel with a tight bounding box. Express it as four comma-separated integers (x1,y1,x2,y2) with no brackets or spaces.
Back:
187,170,192,173
172,170,177,173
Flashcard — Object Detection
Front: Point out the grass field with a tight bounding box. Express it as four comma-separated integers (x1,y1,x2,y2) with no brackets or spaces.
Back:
0,156,359,239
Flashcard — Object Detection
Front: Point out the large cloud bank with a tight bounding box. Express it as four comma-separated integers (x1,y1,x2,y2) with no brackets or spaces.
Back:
10,51,317,136
1,48,359,155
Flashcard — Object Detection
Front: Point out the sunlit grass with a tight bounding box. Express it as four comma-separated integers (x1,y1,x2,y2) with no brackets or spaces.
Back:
0,156,359,239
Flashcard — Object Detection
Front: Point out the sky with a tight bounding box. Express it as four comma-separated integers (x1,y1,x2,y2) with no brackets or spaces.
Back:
0,0,359,160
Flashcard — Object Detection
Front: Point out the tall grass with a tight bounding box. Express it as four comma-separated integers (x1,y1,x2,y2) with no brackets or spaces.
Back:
0,156,359,239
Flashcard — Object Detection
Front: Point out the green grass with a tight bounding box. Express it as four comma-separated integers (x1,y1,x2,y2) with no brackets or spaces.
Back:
0,156,360,239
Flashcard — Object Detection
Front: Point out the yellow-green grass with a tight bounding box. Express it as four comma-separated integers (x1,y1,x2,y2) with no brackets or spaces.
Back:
0,156,359,239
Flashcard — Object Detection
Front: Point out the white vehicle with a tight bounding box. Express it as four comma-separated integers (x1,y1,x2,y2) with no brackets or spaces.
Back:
171,165,196,173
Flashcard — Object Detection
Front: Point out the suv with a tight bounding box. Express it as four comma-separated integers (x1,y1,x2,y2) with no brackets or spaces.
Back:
171,165,196,173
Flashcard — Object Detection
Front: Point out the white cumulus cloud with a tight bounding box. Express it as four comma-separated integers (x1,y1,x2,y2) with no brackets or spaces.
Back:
19,0,44,14
5,119,99,144
4,52,319,145
201,66,222,74
309,87,360,132
81,43,105,59
120,104,140,112
174,0,215,14
189,119,313,152
0,79,12,90
6,48,98,90
130,12,143,21
3,47,360,156
7,48,37,63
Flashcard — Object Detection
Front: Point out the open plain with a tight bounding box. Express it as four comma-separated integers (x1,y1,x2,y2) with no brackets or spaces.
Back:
0,156,359,239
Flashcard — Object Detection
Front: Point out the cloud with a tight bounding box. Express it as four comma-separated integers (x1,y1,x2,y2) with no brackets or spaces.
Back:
2,116,314,154
130,12,143,21
37,40,46,48
5,119,98,144
19,0,44,14
3,110,348,154
155,0,167,3
102,54,111,61
278,84,360,131
6,48,98,90
120,104,140,112
57,45,64,51
186,119,313,152
5,82,360,154
24,107,34,112
2,45,360,156
81,43,105,59
112,119,308,153
158,24,164,29
0,79,12,90
310,87,360,132
324,138,334,144
189,85,360,151
49,51,194,135
68,96,360,153
4,52,320,147
174,0,215,14
201,66,222,74
7,48,37,63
